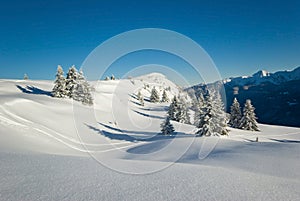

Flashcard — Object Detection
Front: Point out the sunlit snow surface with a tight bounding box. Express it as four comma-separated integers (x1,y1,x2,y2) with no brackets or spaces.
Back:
0,77,299,200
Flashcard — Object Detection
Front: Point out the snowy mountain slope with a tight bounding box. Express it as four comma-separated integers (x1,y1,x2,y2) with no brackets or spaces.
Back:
1,74,300,200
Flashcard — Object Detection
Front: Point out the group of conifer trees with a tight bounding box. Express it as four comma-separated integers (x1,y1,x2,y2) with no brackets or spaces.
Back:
229,98,259,131
160,89,259,136
52,65,93,105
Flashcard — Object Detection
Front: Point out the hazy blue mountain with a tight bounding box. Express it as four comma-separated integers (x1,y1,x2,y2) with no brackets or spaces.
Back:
188,66,300,127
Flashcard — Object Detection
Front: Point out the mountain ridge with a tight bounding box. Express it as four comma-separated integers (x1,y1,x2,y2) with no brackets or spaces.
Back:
223,66,300,86
188,66,300,127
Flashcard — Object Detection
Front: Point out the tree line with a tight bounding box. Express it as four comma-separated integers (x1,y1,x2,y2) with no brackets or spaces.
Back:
140,87,259,136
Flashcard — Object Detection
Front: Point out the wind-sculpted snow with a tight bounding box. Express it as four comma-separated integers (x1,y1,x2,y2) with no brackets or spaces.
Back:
0,77,300,200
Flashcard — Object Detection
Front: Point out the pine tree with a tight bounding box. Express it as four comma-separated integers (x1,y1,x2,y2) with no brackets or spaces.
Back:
111,74,115,80
239,99,260,131
140,95,144,106
150,87,160,103
211,91,228,135
52,65,66,98
24,73,29,80
229,97,242,128
168,96,179,120
193,93,204,126
73,70,93,105
137,90,144,106
137,90,142,100
161,116,175,135
65,65,78,98
196,91,228,136
176,95,190,124
161,89,169,102
196,93,214,136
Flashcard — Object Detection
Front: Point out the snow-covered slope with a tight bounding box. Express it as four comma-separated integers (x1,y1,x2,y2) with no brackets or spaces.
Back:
0,75,300,200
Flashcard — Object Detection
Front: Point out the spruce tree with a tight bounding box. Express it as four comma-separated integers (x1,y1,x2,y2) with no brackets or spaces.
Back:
196,93,214,136
150,87,160,103
193,93,204,127
161,89,169,102
52,65,66,98
137,90,142,100
229,97,242,128
196,91,228,136
161,116,175,135
211,91,228,135
168,96,179,120
73,70,93,105
137,90,144,106
240,99,260,131
140,95,144,106
65,65,78,98
176,95,190,124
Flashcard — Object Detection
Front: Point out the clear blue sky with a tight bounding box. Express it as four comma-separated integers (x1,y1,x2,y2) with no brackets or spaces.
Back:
1,0,299,84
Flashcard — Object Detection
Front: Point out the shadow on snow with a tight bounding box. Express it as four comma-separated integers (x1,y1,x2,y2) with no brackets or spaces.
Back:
16,85,52,97
86,123,187,143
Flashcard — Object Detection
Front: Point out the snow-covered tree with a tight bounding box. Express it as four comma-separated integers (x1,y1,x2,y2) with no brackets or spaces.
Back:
161,116,175,135
137,90,142,100
73,70,93,105
161,89,169,102
196,91,228,136
211,91,228,135
150,87,160,103
176,95,190,124
193,93,204,126
23,73,29,80
168,96,179,120
65,65,78,98
104,76,110,81
137,90,144,106
52,65,66,98
111,74,115,80
140,95,144,106
239,99,260,131
196,93,214,136
229,97,242,128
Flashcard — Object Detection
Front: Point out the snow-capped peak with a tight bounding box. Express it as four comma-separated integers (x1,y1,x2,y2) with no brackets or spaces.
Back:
252,70,270,78
221,67,300,87
135,72,166,80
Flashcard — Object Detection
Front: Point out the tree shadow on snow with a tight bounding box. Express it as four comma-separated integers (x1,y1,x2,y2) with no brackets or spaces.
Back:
99,122,161,136
16,85,52,97
269,138,300,144
128,93,138,100
132,110,164,119
86,124,137,142
140,106,168,112
129,99,143,106
86,123,180,142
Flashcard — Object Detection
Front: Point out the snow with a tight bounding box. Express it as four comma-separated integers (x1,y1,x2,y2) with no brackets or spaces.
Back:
0,75,300,200
223,66,300,86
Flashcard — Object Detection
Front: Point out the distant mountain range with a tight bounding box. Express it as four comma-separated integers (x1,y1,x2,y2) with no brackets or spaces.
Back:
189,66,300,127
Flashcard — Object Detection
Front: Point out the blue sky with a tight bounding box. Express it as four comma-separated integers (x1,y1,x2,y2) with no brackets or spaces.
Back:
0,0,299,85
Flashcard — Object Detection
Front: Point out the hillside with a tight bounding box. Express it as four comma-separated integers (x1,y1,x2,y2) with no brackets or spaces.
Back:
189,67,300,127
0,75,300,200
